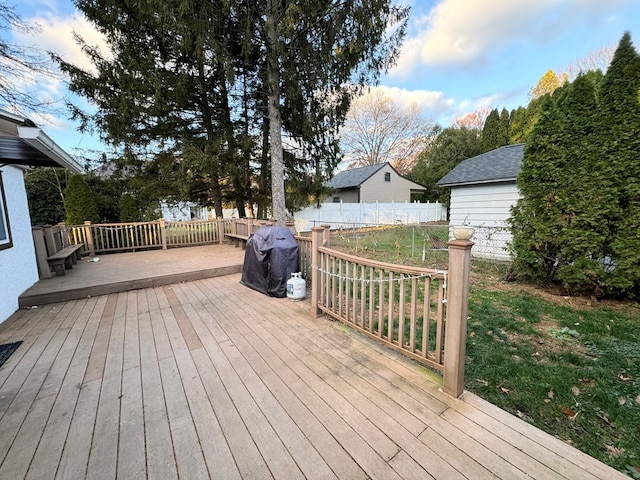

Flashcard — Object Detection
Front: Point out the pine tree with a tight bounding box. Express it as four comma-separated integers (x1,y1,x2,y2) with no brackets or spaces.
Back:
64,174,100,225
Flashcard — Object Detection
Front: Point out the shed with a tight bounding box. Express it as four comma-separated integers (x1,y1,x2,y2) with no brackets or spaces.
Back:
437,144,524,260
0,110,82,323
325,162,426,203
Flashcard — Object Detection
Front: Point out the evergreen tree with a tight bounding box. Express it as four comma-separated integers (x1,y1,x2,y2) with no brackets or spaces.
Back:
119,193,140,222
24,168,67,225
554,72,609,294
509,94,567,284
409,126,483,207
480,108,500,152
510,31,640,298
64,174,100,225
498,107,510,146
600,31,640,296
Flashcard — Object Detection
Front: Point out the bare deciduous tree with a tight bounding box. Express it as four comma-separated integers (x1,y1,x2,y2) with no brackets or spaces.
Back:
340,89,436,175
0,2,59,115
453,106,491,130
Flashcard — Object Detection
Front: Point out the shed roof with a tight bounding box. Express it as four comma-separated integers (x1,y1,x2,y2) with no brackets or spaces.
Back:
437,143,524,187
0,110,82,173
325,163,387,189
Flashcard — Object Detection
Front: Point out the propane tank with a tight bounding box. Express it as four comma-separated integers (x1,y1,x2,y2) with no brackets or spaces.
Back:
286,272,306,300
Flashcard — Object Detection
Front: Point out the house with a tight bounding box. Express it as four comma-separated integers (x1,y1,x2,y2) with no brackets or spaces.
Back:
325,162,427,203
0,110,82,323
437,144,524,260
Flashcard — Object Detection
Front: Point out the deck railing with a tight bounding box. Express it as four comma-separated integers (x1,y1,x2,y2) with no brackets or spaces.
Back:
309,226,473,398
61,219,232,255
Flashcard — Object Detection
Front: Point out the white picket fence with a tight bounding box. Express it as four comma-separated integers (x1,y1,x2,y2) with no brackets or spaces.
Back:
294,201,447,232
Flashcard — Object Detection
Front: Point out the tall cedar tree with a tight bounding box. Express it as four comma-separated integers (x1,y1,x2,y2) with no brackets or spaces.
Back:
509,93,568,285
64,174,100,225
480,108,509,153
510,32,640,298
601,32,640,295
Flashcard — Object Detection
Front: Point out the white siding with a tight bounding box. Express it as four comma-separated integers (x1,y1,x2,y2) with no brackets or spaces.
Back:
449,182,520,261
359,164,424,203
0,166,38,323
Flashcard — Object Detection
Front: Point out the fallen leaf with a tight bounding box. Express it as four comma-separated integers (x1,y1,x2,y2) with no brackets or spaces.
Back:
469,331,475,337
543,399,551,404
571,386,580,396
618,397,627,406
558,404,579,420
605,444,625,459
618,373,633,382
476,379,488,386
579,378,595,387
636,394,640,404
547,389,554,399
596,412,610,424
500,386,510,394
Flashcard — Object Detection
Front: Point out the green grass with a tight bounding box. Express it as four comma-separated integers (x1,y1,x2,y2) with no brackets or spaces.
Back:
330,225,450,268
329,225,640,476
466,289,640,475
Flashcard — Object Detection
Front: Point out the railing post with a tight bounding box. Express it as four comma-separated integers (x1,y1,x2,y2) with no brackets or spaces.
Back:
159,218,167,249
217,218,224,244
32,226,51,279
320,224,331,247
443,237,474,398
83,221,95,256
310,227,325,318
231,218,237,236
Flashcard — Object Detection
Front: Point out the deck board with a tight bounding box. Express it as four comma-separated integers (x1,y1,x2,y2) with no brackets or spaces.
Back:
0,272,630,480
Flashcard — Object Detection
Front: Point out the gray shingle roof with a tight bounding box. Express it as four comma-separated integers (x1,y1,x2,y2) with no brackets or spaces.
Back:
437,143,524,187
325,163,387,189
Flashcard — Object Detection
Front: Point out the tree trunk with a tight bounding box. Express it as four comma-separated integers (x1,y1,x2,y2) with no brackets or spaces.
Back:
265,0,286,226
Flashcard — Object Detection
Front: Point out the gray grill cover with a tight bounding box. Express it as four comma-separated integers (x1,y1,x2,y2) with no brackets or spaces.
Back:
240,226,300,298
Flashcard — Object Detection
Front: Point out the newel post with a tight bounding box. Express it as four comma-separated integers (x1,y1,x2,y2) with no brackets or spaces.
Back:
83,221,95,256
443,237,474,398
159,218,167,249
217,218,224,244
32,226,51,279
310,227,325,318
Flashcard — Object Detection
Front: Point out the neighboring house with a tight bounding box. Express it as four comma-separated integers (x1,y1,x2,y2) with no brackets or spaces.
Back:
437,144,524,260
0,110,82,323
325,162,427,203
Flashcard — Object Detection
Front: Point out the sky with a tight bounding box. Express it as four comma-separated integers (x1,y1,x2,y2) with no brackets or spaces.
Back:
8,0,640,161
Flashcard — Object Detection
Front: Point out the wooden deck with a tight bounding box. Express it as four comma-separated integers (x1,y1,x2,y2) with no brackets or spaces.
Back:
0,273,627,479
19,244,245,307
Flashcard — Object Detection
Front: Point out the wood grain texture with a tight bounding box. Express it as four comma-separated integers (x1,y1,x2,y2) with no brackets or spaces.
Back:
0,273,629,480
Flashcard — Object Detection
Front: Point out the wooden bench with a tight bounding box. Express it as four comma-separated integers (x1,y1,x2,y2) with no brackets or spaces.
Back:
224,233,249,249
46,244,85,276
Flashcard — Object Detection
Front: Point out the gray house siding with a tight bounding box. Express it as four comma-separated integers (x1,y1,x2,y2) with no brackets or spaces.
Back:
438,144,525,261
326,162,426,203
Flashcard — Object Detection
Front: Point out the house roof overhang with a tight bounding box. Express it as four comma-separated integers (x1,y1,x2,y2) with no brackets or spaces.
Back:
0,111,82,173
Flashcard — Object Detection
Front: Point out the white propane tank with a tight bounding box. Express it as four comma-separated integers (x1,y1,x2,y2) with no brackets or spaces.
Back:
286,272,306,300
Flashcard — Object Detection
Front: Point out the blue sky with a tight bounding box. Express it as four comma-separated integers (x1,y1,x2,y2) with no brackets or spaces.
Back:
9,0,640,160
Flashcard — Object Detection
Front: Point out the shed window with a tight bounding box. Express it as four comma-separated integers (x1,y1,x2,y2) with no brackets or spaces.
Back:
384,172,391,182
332,196,341,203
0,171,13,251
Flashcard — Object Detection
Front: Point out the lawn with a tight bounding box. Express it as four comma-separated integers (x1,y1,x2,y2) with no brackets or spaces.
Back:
328,225,640,477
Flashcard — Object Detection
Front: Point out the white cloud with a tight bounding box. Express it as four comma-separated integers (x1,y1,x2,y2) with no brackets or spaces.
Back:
25,12,111,73
361,85,456,120
392,0,627,76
